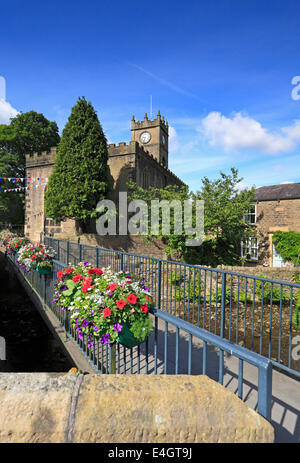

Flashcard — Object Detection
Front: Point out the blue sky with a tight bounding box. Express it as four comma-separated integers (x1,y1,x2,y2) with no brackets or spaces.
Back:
1,0,300,192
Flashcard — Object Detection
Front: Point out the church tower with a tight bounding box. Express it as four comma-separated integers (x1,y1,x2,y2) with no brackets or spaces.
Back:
130,110,169,167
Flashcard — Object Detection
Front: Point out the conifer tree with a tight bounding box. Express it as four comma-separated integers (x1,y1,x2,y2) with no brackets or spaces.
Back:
45,97,109,230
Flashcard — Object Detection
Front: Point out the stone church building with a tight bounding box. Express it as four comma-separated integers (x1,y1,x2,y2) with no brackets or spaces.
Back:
24,112,184,244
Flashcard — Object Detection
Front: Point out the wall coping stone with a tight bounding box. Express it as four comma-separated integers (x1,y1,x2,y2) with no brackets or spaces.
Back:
0,373,274,443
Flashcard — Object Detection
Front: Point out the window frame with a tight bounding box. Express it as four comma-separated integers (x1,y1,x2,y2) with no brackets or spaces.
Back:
243,203,257,225
241,236,259,261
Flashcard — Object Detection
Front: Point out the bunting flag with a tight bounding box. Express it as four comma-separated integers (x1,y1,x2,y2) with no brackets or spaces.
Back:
0,183,48,193
0,177,48,182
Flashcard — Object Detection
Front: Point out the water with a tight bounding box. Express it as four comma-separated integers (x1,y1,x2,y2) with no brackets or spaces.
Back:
0,252,73,372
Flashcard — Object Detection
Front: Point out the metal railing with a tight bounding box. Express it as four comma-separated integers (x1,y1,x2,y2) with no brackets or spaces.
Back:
7,252,273,420
44,236,300,378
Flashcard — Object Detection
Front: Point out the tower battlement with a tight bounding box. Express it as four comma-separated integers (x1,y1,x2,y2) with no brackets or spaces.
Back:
131,110,169,132
25,147,57,168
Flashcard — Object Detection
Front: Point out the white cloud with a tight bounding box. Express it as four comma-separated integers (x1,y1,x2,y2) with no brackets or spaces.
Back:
168,126,179,152
0,98,19,124
201,111,300,154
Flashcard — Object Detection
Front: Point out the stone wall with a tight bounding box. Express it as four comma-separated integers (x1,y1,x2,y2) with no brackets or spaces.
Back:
256,198,300,265
54,233,171,260
218,264,299,282
24,149,56,242
0,373,274,443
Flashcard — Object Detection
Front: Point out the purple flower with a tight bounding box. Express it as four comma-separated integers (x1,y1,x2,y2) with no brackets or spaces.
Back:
52,298,56,303
81,319,89,328
108,292,114,297
88,341,94,348
78,331,83,341
143,286,150,292
60,284,67,291
100,333,110,345
60,306,66,311
84,261,89,267
113,323,123,333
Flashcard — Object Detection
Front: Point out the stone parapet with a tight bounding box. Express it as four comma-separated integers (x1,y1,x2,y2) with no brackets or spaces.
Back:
25,147,57,168
0,373,274,443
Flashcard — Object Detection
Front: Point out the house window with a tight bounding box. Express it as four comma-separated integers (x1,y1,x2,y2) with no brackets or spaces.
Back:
241,237,258,260
244,204,256,225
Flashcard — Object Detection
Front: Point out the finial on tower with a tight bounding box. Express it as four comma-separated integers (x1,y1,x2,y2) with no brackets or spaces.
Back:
144,112,148,120
157,110,161,121
132,115,135,121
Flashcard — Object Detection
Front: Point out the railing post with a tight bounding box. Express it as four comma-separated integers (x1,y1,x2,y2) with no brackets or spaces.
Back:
78,243,82,263
57,239,60,261
66,241,70,264
157,260,162,310
257,361,272,421
120,252,124,272
220,273,226,338
96,247,99,268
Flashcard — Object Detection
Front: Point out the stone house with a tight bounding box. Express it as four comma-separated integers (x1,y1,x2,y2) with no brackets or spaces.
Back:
24,112,184,243
241,183,300,267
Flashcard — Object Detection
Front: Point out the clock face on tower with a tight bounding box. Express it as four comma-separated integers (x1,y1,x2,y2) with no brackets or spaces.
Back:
140,131,151,144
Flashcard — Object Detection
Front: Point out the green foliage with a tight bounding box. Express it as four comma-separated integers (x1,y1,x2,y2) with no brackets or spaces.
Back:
292,271,300,284
0,111,59,224
293,293,300,329
45,97,109,226
128,168,255,266
272,231,300,266
128,181,191,257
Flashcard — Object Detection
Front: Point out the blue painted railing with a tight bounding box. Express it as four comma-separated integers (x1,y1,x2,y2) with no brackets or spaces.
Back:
7,252,272,420
44,236,300,378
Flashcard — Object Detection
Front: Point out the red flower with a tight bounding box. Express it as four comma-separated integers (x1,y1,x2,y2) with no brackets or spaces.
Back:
127,293,137,304
66,268,73,274
103,307,111,318
63,267,68,272
57,271,63,279
140,305,148,313
109,283,118,291
82,283,94,293
88,268,96,275
96,268,103,276
116,299,126,309
145,296,152,302
72,275,83,283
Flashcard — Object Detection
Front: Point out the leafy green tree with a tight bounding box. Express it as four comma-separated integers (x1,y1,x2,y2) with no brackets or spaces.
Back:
0,111,60,225
44,97,109,231
190,168,255,265
128,181,191,258
128,168,255,266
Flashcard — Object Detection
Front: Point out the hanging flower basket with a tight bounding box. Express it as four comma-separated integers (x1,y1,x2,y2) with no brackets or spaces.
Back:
117,321,145,349
36,264,52,275
17,242,56,272
52,262,153,348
